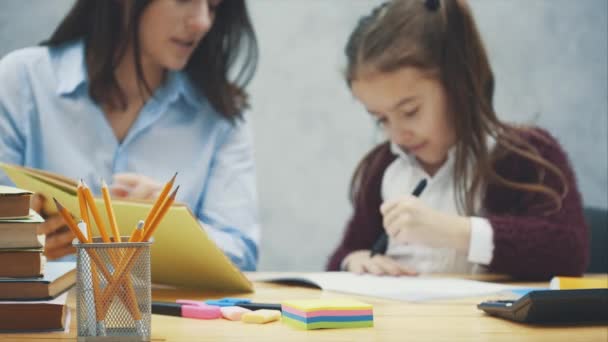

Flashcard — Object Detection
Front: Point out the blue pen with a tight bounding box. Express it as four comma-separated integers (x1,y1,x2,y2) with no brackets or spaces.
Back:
205,297,281,311
205,298,251,307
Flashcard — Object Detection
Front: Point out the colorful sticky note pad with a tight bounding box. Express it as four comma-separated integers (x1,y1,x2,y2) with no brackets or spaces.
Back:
281,299,373,330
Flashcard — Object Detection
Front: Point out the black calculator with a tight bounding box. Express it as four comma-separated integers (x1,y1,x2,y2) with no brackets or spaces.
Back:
478,289,608,323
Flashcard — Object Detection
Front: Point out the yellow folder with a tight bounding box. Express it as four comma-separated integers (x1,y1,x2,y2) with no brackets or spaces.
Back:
0,163,253,292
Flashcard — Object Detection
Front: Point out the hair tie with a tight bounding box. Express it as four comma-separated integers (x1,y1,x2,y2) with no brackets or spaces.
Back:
425,0,440,11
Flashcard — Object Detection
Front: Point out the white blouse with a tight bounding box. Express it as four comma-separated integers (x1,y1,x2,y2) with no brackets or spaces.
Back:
381,142,494,274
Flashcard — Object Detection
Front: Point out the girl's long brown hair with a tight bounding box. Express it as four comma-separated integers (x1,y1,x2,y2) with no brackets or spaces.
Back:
43,0,258,120
345,0,568,215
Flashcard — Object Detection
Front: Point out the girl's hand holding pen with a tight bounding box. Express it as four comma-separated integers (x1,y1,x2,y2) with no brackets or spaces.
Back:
110,173,164,200
380,197,472,251
343,250,417,276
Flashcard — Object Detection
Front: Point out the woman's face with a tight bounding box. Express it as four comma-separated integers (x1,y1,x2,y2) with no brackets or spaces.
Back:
137,0,223,71
351,67,457,173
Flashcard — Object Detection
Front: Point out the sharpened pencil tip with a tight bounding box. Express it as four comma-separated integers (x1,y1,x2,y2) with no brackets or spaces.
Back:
101,178,108,188
170,186,180,199
169,172,178,184
53,197,63,210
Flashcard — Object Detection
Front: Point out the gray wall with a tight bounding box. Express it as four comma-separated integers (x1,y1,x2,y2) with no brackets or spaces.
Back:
1,0,606,271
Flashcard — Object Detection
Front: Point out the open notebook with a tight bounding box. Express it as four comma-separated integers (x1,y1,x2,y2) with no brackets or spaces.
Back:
249,272,520,302
0,163,252,292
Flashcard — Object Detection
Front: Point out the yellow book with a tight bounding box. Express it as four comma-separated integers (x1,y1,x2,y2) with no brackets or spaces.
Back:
549,276,608,290
0,163,252,292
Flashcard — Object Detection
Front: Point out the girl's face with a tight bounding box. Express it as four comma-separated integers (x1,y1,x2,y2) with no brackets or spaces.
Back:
138,0,222,71
352,67,456,173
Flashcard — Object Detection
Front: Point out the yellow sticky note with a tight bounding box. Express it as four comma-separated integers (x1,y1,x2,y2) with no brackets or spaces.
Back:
281,299,372,312
550,276,608,290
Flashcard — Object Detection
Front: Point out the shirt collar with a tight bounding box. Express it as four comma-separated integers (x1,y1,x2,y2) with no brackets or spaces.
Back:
53,40,203,110
169,72,204,110
389,141,457,179
53,40,88,96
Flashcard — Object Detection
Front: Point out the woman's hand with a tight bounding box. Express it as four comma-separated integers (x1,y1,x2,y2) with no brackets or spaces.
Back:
343,250,418,276
110,173,163,200
31,194,75,260
380,196,472,251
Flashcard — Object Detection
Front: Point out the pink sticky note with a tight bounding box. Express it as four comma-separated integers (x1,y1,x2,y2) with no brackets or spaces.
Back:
220,306,251,321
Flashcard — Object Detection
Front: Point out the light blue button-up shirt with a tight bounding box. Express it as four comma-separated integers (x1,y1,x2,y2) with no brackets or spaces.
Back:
0,40,260,270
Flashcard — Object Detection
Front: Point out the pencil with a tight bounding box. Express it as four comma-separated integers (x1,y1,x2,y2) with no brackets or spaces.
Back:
81,180,111,243
77,180,92,239
101,179,121,242
53,198,88,243
140,186,179,242
143,173,177,234
78,221,99,335
128,220,145,243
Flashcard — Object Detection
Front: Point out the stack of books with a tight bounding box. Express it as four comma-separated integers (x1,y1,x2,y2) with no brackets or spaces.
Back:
0,185,75,332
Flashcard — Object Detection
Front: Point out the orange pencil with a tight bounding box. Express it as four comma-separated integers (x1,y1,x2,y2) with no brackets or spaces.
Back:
77,180,92,239
53,198,87,243
128,220,145,243
81,180,111,243
101,179,121,242
143,173,177,234
140,186,179,242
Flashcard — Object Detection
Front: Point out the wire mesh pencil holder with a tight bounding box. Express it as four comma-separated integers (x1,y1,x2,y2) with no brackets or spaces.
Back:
75,237,152,341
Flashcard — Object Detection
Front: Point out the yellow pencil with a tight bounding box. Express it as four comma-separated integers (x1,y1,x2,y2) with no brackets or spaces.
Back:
81,180,111,243
101,179,121,242
77,180,92,239
143,173,177,234
140,186,179,242
128,220,145,243
53,198,87,243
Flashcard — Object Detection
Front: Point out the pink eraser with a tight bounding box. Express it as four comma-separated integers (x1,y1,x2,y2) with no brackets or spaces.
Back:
220,306,251,321
182,304,222,319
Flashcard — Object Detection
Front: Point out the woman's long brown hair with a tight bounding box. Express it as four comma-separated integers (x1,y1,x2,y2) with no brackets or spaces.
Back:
43,0,258,120
345,0,568,215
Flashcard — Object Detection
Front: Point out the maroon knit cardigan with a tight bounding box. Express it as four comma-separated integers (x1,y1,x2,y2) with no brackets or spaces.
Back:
326,128,589,280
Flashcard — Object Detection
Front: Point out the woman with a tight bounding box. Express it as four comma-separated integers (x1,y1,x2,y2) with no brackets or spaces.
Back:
0,0,261,270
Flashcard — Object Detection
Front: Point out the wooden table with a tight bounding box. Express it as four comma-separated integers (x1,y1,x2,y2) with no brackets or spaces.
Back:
1,273,606,341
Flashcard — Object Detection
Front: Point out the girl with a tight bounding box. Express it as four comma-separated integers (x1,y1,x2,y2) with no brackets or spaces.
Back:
0,0,261,270
327,0,588,279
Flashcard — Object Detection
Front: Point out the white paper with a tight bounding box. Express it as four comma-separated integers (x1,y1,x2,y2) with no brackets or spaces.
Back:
250,272,519,302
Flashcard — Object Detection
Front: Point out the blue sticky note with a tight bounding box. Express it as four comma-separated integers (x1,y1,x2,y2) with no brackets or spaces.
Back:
205,298,251,307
